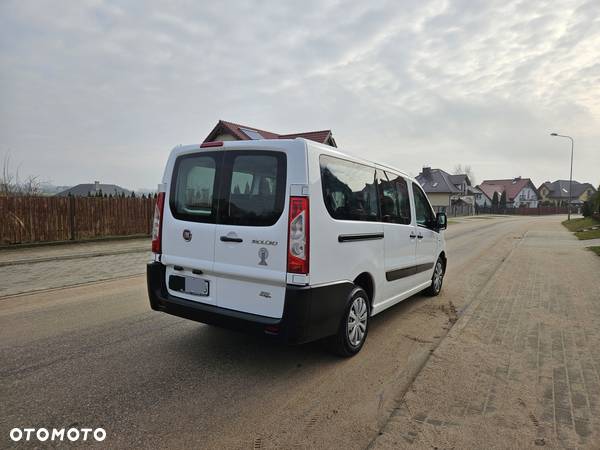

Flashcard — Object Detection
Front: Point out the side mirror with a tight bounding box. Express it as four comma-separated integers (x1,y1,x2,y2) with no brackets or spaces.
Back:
436,212,447,230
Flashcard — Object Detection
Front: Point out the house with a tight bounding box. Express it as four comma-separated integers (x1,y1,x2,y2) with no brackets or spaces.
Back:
416,167,475,213
56,181,131,197
204,120,337,147
472,185,492,208
448,174,473,196
538,180,597,206
478,177,539,208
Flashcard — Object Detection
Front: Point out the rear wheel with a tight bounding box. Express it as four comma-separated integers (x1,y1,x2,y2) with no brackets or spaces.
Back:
329,287,369,357
425,256,445,296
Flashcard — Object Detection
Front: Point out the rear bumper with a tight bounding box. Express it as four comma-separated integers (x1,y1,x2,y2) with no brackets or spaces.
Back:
146,262,353,344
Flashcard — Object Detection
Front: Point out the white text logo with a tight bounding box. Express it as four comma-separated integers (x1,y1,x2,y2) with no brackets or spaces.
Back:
10,427,106,442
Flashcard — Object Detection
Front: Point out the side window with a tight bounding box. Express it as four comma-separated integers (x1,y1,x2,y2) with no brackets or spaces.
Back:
320,155,379,222
222,153,286,226
171,154,218,222
377,170,398,222
378,171,410,225
393,173,411,224
412,183,435,228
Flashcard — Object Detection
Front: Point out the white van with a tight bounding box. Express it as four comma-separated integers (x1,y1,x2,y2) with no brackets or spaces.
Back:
147,138,447,356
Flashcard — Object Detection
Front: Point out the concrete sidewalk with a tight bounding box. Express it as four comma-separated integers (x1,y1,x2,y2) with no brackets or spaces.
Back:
0,237,149,266
0,238,150,297
372,220,600,448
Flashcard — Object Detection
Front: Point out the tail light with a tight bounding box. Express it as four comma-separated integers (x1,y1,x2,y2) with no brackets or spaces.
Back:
287,196,309,274
200,141,223,148
151,192,165,253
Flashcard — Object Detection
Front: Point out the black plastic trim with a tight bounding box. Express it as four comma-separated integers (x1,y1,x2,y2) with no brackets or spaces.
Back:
338,233,384,242
147,262,353,344
386,262,434,281
220,236,243,243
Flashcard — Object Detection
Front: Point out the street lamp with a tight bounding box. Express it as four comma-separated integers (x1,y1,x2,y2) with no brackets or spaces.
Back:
550,132,574,220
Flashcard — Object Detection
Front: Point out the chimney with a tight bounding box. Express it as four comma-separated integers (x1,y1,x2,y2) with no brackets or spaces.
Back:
95,181,100,192
423,166,432,178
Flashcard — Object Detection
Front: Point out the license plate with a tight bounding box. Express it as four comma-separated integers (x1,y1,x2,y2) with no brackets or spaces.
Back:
185,277,209,296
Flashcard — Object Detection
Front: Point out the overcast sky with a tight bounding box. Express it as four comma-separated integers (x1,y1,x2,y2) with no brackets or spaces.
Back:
1,0,599,190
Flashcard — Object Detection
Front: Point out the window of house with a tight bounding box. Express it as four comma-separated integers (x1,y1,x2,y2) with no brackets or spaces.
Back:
239,128,264,140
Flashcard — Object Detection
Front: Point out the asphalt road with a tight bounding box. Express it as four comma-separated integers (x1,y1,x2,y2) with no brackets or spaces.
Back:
0,216,559,449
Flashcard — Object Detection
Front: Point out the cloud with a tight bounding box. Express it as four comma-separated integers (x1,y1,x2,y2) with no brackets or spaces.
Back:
0,0,598,189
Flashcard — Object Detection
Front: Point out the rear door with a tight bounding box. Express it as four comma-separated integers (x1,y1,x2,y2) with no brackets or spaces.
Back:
378,171,418,301
213,150,289,318
411,182,438,284
162,151,222,306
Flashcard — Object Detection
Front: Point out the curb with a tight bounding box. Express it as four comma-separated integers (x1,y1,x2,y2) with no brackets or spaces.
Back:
0,273,145,300
0,248,150,267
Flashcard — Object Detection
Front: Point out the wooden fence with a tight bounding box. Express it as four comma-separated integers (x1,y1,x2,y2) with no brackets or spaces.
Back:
0,196,155,245
475,206,571,215
433,204,474,217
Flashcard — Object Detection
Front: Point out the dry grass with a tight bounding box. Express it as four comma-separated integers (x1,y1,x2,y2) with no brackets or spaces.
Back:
562,217,600,239
562,217,599,232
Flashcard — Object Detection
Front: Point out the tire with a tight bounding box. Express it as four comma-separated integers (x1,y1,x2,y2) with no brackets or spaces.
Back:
328,287,370,357
425,256,445,296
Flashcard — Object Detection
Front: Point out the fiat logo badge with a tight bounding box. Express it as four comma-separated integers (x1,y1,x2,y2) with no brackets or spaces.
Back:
182,229,192,242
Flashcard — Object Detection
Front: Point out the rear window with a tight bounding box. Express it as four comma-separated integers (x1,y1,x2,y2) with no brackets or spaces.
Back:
170,150,286,226
170,153,219,223
320,155,379,222
221,152,286,226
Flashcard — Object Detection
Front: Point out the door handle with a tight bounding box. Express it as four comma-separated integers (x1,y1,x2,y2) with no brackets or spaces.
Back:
417,234,424,239
220,236,243,243
409,233,417,239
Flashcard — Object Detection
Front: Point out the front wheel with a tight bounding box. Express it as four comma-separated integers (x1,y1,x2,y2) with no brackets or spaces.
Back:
328,287,369,357
425,256,445,296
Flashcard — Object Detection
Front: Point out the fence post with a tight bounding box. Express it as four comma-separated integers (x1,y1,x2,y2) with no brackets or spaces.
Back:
69,196,76,241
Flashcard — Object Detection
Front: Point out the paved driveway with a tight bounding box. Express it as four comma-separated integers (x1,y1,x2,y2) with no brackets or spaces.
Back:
373,217,600,449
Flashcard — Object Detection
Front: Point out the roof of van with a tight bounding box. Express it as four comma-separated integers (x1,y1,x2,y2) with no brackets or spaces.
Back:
173,139,413,181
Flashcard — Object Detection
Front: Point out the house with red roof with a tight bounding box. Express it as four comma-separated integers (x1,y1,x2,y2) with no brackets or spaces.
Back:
478,177,539,208
204,120,337,147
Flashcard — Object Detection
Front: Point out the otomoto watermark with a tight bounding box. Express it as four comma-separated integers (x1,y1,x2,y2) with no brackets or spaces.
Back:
9,427,106,443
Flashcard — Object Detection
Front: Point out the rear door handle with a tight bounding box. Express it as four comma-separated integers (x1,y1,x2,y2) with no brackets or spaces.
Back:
417,234,424,239
220,236,243,243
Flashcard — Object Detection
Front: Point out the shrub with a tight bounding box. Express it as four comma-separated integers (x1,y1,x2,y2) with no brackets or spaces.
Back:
594,186,600,214
500,191,507,208
582,201,592,217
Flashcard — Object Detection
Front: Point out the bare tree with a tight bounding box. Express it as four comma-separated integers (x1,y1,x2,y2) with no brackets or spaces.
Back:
1,154,16,195
18,174,42,196
453,164,476,185
1,152,43,196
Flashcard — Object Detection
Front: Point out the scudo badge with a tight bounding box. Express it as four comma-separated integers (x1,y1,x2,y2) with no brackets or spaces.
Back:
252,239,278,246
182,229,192,242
